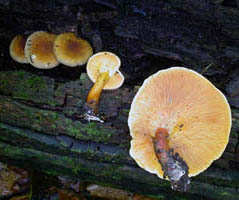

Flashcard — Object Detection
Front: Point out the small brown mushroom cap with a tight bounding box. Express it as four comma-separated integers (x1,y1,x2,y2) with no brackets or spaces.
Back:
54,32,93,67
128,67,231,178
86,52,124,90
9,35,29,64
24,31,59,69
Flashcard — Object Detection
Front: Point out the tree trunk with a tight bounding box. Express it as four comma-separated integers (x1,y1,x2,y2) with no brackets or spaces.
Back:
0,0,239,199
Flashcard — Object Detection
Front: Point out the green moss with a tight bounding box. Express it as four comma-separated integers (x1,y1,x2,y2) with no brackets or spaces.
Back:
13,74,47,95
149,194,166,200
0,142,25,158
220,191,231,197
81,122,113,143
57,156,90,176
80,73,88,81
230,129,238,138
64,120,81,137
72,163,83,175
51,124,57,129
61,119,113,143
122,109,130,115
27,76,45,87
0,71,59,106
0,79,9,91
16,70,26,78
49,112,60,122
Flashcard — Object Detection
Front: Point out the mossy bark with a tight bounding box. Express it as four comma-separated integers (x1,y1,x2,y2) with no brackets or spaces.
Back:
1,0,239,108
0,70,239,200
1,0,239,199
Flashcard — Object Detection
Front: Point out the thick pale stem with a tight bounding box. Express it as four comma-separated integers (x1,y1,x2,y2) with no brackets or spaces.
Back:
86,72,110,113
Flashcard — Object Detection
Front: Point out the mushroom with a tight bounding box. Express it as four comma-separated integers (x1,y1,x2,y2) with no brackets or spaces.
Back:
128,67,231,191
24,31,59,69
9,35,29,64
53,32,93,67
86,52,124,114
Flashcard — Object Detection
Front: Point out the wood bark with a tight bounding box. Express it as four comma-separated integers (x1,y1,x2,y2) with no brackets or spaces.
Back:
0,0,239,199
1,0,239,107
0,71,239,200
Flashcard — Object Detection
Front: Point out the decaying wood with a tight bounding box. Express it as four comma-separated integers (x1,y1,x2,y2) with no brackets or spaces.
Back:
0,0,239,199
0,0,239,108
0,71,238,200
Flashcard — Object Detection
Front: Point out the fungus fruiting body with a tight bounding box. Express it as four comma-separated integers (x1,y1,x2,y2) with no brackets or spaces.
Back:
24,31,59,69
128,67,231,191
9,35,29,63
86,52,124,114
54,32,93,67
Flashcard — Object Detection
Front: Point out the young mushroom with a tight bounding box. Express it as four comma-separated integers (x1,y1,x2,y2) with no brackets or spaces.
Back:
128,67,231,192
86,52,124,114
53,32,93,67
24,31,59,69
9,35,29,64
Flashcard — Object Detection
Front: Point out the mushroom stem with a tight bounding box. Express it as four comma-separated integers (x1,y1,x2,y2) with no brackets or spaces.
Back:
86,71,110,113
153,128,190,192
153,128,170,163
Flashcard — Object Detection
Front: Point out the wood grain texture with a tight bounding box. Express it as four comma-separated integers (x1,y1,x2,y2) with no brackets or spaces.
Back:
0,70,238,199
0,0,239,199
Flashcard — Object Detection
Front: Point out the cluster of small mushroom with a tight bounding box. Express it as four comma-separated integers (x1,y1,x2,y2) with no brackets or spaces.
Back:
9,32,125,114
9,31,93,69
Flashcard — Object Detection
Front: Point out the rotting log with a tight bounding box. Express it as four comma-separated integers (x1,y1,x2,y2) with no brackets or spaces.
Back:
0,0,239,199
1,0,239,107
0,70,239,200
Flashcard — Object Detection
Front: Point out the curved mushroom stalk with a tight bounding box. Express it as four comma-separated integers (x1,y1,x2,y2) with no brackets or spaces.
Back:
85,52,124,117
153,128,191,192
86,71,110,113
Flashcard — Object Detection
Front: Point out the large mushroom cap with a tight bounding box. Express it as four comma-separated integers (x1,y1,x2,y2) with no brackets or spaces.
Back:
128,67,231,178
24,31,59,69
54,32,93,67
9,35,29,64
86,52,123,90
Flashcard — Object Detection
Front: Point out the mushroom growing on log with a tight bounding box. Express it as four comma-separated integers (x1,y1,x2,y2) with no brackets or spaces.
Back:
24,31,60,69
0,70,238,200
86,52,124,114
0,0,239,199
128,67,231,192
54,32,93,67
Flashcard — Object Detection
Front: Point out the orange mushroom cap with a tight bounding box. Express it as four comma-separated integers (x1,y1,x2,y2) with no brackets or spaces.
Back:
9,35,29,64
128,67,231,178
54,32,93,67
24,31,59,69
86,51,124,90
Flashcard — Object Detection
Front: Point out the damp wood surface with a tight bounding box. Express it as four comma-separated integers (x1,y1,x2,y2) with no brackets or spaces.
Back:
0,0,239,199
1,0,239,107
0,70,239,200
